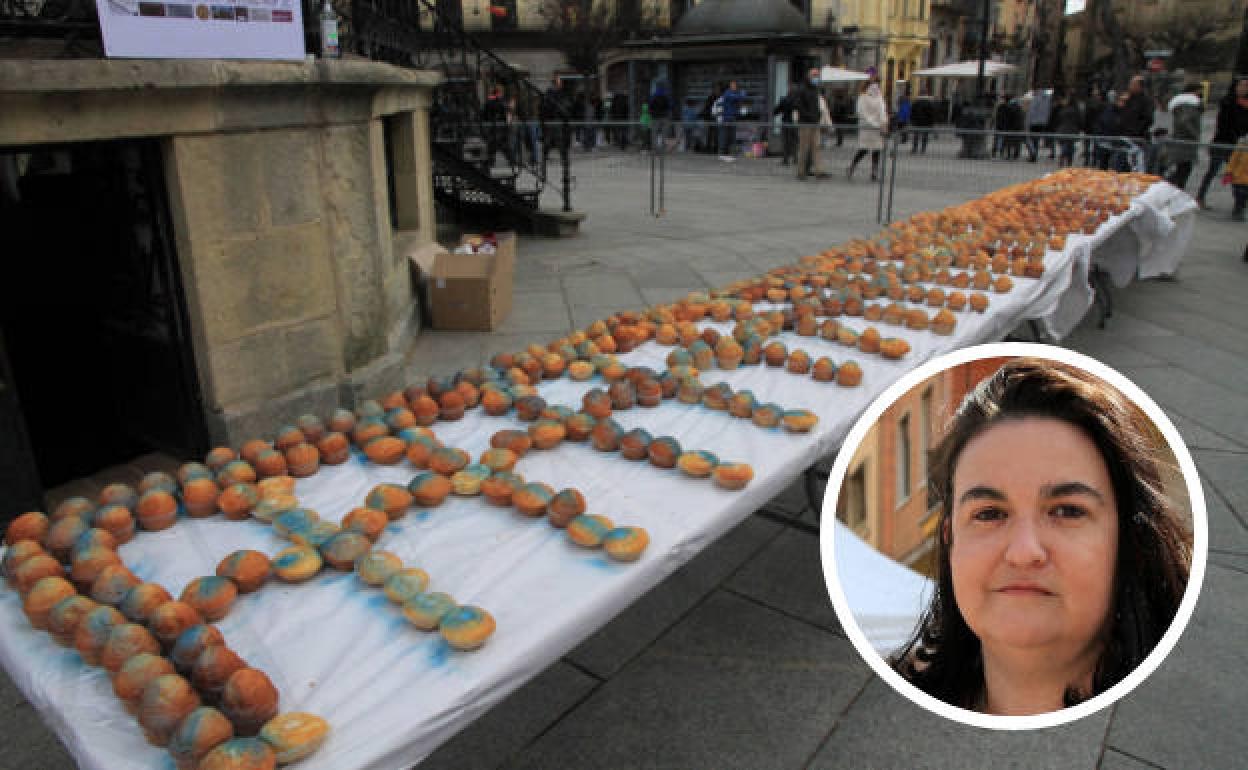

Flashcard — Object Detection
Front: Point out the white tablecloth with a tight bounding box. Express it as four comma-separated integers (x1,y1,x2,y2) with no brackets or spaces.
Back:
0,182,1195,770
1037,182,1197,340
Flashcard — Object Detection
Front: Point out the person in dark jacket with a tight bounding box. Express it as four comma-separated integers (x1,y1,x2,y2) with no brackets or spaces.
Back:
1119,75,1154,139
1050,92,1082,167
1081,86,1106,166
481,84,511,168
1196,78,1248,210
997,95,1025,160
649,80,672,150
1094,93,1126,170
793,69,823,179
541,75,573,161
773,93,798,165
909,90,935,153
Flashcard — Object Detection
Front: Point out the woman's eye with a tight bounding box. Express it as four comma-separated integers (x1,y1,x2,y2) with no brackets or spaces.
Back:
1051,504,1088,520
971,507,1006,522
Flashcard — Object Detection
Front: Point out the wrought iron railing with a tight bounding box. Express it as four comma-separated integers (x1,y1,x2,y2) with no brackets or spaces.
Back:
327,0,576,214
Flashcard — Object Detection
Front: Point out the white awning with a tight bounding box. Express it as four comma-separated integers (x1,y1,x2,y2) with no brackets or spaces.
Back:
820,65,871,83
913,59,1019,78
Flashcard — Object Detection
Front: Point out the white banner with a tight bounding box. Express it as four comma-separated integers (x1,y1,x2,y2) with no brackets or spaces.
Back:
95,0,306,60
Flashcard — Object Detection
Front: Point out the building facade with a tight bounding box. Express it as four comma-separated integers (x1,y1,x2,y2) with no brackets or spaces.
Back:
837,357,1009,578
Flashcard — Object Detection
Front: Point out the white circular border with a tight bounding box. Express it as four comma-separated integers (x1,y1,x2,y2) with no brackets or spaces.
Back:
818,341,1209,730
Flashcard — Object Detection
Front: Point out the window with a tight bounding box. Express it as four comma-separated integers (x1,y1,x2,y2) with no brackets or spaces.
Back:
919,388,931,483
897,413,912,504
839,465,868,534
918,0,925,20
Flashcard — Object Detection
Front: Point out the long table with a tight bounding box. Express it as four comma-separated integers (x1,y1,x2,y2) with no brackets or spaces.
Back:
0,181,1197,770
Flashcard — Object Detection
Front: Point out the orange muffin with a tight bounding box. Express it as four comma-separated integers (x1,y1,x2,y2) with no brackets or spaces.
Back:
222,668,280,736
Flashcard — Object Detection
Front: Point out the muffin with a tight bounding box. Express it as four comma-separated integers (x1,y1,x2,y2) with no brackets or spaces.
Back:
139,674,202,746
180,577,238,623
258,712,329,765
221,668,280,736
215,551,271,594
168,706,235,770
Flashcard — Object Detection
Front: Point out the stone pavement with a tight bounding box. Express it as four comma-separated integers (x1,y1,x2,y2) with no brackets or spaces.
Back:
3,148,1246,769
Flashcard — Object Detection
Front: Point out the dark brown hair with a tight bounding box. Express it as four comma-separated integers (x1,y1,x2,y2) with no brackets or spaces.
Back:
892,358,1191,710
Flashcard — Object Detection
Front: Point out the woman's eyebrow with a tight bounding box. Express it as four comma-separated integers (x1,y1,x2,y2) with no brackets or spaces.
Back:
1039,481,1106,503
957,485,1007,505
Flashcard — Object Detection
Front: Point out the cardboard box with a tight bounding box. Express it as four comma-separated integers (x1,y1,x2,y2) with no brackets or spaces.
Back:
427,232,515,331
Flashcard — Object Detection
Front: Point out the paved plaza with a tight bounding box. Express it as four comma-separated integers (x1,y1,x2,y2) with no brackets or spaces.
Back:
3,145,1246,769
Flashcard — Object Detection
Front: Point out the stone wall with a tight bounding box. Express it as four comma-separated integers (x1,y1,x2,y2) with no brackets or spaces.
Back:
0,59,442,446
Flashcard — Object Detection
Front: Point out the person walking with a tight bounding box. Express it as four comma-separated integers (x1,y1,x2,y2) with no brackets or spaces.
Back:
895,91,912,144
910,89,935,153
718,80,745,160
1165,83,1203,191
848,79,888,181
773,92,798,165
648,81,672,151
1026,86,1053,162
793,68,823,179
541,75,573,170
1196,78,1248,210
1082,86,1106,166
1051,92,1082,167
481,84,510,168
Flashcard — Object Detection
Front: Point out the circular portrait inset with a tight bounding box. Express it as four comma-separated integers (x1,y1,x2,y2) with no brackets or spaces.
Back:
819,342,1205,729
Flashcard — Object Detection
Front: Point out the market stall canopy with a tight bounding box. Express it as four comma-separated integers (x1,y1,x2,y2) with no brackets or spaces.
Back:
913,60,1019,78
820,66,870,83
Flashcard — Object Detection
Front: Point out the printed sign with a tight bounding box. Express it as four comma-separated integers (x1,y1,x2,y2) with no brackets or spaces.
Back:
95,0,306,59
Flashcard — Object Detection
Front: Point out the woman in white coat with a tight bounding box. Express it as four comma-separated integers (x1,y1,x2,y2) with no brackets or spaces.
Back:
849,80,889,180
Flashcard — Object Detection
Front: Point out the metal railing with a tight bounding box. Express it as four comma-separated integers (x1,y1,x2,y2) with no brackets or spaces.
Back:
322,0,575,216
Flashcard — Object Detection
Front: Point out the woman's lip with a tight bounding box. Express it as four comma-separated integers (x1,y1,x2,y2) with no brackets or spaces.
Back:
996,585,1054,596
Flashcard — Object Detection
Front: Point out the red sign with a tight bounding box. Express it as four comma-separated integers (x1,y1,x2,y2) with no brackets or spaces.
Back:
1148,58,1165,73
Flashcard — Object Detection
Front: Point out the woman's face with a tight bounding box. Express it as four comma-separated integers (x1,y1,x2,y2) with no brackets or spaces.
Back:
1237,79,1248,99
949,417,1118,660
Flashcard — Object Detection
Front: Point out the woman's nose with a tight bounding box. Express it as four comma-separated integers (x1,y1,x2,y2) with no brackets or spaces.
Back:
1003,516,1047,567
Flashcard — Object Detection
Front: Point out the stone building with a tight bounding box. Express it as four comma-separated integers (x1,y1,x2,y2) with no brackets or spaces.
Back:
0,59,441,515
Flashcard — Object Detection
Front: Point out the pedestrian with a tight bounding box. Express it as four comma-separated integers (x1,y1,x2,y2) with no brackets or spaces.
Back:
1225,135,1248,222
848,78,888,181
1165,83,1203,191
1082,86,1106,166
793,68,823,179
896,91,912,143
718,79,745,161
649,80,672,151
1051,92,1082,167
1196,78,1248,210
481,84,510,168
1000,95,1025,160
541,75,573,167
773,92,798,166
1093,93,1127,170
910,88,935,153
1117,75,1155,169
1026,86,1053,162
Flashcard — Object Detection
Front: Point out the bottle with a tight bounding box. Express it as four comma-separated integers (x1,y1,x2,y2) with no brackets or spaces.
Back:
320,0,339,59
